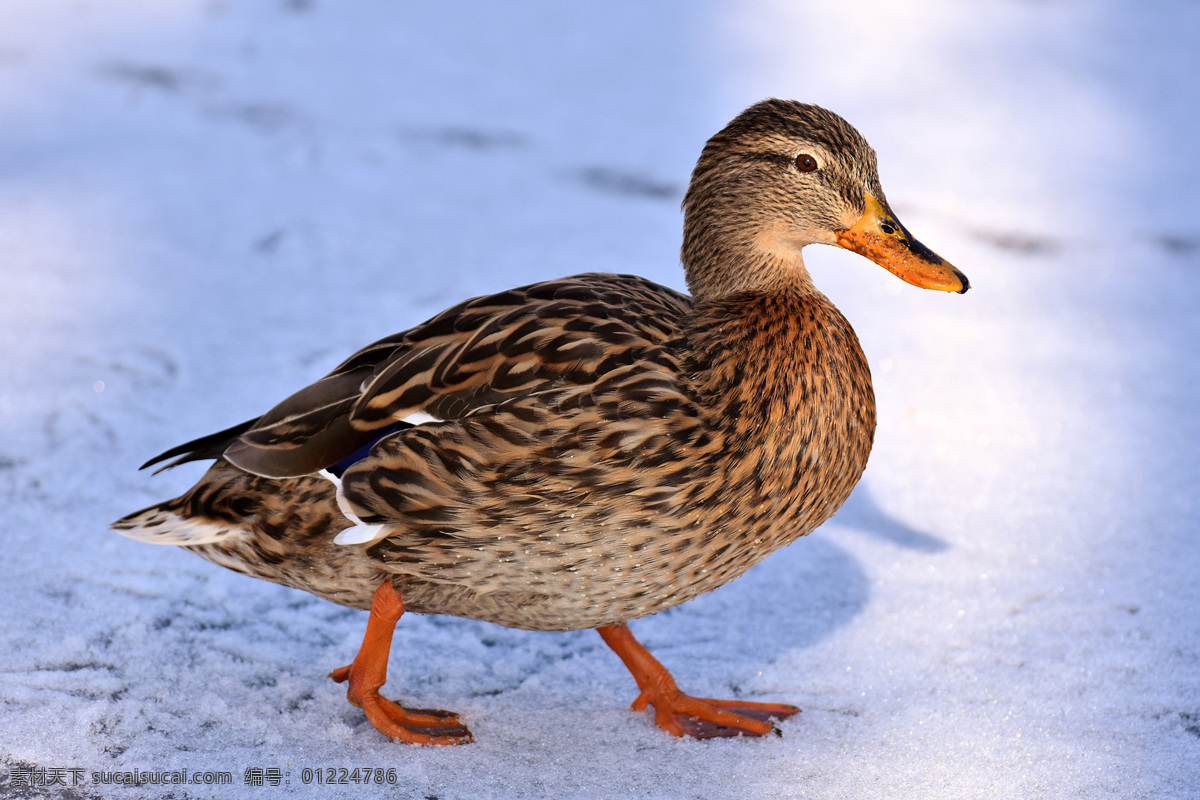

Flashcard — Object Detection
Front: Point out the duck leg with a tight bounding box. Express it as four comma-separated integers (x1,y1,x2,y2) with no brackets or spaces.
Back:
597,623,799,738
329,580,473,745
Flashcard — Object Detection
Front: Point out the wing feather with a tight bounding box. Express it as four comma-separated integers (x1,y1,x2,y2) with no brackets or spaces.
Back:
145,273,691,479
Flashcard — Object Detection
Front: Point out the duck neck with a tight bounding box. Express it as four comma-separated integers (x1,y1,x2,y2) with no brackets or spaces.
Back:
682,218,818,300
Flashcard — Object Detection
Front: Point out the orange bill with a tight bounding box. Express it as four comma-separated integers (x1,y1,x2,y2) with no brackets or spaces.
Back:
836,193,969,293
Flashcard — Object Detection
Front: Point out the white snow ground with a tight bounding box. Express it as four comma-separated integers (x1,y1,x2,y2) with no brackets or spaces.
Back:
1,1,1198,798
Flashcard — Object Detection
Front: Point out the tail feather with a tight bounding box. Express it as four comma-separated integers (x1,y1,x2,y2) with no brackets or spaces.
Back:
111,505,243,546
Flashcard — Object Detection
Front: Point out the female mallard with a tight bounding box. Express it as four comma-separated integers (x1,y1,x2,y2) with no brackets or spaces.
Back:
114,99,968,745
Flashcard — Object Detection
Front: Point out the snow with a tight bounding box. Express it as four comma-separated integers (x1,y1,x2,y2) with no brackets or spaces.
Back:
2,0,1198,797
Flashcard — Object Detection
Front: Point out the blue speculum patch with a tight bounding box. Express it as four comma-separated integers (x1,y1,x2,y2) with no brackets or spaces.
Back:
327,425,408,477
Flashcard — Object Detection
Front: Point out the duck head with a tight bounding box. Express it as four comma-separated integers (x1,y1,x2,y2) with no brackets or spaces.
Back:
681,99,968,299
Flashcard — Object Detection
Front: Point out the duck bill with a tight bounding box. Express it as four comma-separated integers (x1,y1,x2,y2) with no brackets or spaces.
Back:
835,194,969,293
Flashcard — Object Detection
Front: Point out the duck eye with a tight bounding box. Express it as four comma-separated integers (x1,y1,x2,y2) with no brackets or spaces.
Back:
795,154,818,173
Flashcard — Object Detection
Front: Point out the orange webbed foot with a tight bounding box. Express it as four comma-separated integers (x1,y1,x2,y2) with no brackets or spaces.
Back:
630,688,799,738
599,623,799,739
329,663,472,745
333,581,472,745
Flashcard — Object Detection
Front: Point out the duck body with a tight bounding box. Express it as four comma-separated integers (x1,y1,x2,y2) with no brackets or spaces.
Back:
132,273,874,630
114,100,966,743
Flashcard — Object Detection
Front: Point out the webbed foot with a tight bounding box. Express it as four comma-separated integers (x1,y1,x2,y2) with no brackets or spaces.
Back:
332,581,472,745
598,623,798,739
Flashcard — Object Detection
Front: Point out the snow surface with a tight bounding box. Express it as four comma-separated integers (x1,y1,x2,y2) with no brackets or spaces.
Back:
2,1,1198,798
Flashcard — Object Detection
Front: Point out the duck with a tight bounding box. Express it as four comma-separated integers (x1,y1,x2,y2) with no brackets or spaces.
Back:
113,99,968,745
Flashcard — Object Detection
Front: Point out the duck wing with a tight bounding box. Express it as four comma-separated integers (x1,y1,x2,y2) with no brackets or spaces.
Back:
143,273,691,478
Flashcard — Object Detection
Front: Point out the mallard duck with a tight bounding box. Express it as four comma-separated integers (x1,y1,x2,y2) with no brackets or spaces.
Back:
114,99,968,745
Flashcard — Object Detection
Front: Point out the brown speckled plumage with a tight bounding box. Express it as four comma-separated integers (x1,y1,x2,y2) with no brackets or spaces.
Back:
114,99,967,742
